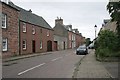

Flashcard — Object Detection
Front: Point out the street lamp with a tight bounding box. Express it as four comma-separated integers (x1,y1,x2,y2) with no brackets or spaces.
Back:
94,25,97,39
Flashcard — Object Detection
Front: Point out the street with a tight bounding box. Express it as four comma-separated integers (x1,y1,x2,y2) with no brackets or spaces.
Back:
3,49,84,78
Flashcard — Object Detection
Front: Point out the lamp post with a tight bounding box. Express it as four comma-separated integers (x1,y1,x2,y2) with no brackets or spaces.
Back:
94,25,97,39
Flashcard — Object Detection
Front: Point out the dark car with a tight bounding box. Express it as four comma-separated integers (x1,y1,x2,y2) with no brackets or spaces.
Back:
76,45,88,55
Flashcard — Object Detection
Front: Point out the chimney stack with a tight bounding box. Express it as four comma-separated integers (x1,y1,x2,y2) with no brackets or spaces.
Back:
28,9,32,13
55,17,63,25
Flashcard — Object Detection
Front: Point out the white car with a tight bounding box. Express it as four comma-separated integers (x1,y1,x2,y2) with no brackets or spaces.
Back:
88,43,94,49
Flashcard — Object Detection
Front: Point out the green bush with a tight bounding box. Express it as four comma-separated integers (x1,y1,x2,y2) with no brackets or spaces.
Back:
96,47,112,58
95,30,119,58
110,51,120,57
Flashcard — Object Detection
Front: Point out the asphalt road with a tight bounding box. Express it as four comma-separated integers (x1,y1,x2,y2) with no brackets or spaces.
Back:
3,49,84,78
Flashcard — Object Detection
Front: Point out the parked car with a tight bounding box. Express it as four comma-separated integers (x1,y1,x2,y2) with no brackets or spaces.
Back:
88,43,94,49
76,45,88,55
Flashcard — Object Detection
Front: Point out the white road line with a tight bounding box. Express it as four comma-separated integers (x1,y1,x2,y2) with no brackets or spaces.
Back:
18,63,46,76
51,57,63,61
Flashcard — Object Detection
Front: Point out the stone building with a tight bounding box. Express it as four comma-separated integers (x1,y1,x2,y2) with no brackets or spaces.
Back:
1,1,54,58
53,17,83,50
102,19,117,32
53,18,68,50
1,1,19,58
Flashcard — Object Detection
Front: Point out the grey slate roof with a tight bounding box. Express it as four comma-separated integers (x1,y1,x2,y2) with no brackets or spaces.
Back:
19,8,52,29
53,23,68,37
8,1,52,30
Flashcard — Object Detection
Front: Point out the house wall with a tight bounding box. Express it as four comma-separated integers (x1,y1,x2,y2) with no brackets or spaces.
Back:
0,3,2,58
76,34,82,48
68,31,72,49
20,21,54,55
103,21,117,32
72,33,76,48
54,35,67,50
2,3,19,58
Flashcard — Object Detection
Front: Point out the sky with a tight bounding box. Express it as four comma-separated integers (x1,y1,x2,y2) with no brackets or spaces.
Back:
10,0,110,41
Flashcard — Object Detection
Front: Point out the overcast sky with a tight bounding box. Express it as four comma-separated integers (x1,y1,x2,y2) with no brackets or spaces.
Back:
11,0,110,41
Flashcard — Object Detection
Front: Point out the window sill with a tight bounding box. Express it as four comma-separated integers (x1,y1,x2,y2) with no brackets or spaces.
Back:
23,48,27,51
2,50,8,52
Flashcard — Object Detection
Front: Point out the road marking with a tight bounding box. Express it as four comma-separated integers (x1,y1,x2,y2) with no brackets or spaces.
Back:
51,57,63,61
18,63,46,76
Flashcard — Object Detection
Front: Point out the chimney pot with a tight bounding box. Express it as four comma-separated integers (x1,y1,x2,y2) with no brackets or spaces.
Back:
55,17,63,25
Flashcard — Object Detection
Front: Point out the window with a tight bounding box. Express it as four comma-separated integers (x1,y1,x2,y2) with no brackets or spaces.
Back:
40,29,42,33
32,27,35,34
23,22,26,32
40,41,42,49
47,30,50,36
2,38,7,51
2,13,7,28
69,42,71,48
72,35,74,40
69,34,71,40
22,40,26,50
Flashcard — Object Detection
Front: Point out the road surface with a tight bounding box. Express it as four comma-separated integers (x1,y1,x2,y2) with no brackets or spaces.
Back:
3,49,84,78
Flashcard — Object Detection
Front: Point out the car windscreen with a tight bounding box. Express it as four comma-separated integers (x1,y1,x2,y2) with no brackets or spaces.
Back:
79,46,86,49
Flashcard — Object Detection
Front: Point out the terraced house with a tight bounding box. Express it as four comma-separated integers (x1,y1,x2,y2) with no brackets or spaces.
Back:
1,1,54,58
53,17,84,50
18,7,54,55
1,1,19,58
10,2,54,55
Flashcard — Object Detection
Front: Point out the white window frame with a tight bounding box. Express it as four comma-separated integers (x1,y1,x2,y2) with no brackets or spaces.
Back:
47,30,50,36
22,40,26,50
23,22,26,32
2,13,7,29
32,27,35,35
40,41,42,49
2,38,8,51
69,34,71,40
72,35,74,40
69,41,71,48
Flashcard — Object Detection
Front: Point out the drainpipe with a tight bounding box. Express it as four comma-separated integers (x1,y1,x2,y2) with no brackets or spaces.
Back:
0,3,2,80
18,13,21,55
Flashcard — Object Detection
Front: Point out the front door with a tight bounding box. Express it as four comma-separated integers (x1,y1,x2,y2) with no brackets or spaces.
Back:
64,41,65,50
32,40,35,53
54,41,58,51
47,40,52,51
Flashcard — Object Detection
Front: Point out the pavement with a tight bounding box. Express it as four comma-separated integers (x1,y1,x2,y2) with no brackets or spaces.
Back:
76,49,117,78
2,51,53,62
102,62,118,78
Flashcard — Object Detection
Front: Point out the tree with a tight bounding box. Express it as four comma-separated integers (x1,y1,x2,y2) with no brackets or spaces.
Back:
107,1,120,49
85,38,91,46
107,2,120,22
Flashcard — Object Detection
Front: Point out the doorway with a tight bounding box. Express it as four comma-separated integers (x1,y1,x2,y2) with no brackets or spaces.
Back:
64,41,65,50
47,40,52,51
32,40,35,53
54,41,58,51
